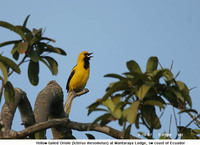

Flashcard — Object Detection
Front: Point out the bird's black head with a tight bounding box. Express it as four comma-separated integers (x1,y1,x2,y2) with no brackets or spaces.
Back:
83,52,93,69
84,52,93,60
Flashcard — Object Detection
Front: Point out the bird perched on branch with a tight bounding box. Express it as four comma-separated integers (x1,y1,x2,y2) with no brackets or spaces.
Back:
65,51,93,115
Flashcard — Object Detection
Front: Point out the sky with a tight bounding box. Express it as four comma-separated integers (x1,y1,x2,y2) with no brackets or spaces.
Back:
0,0,200,139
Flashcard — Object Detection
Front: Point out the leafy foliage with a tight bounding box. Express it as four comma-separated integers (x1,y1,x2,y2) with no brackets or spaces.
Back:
0,15,66,103
88,56,197,139
85,133,95,139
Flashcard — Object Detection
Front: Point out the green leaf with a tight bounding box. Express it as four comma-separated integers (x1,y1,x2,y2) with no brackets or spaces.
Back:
28,61,39,86
41,56,58,75
85,133,95,139
152,69,167,82
0,55,21,74
0,21,27,41
126,60,142,73
123,100,140,124
136,84,152,100
163,87,178,108
22,15,30,29
112,95,122,104
141,105,161,129
44,44,66,55
41,37,56,43
4,81,15,104
0,40,22,48
103,80,130,101
193,129,200,134
176,81,192,108
118,116,124,126
13,51,19,61
100,117,111,126
28,50,40,62
88,108,108,115
144,100,165,109
163,69,174,81
87,101,101,115
178,109,198,114
112,108,122,119
89,113,111,130
104,73,125,80
16,25,33,41
112,103,122,119
11,43,20,60
146,57,158,73
178,126,198,139
0,62,8,84
29,28,43,46
124,124,131,139
102,99,115,112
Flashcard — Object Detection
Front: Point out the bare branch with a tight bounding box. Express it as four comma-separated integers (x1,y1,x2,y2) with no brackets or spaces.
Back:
0,88,35,138
7,118,139,139
34,80,72,139
64,88,89,115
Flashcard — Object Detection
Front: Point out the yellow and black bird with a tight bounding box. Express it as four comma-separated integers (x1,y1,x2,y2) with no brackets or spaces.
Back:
66,51,93,115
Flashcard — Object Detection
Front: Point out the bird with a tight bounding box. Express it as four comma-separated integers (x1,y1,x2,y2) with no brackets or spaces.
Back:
65,51,93,116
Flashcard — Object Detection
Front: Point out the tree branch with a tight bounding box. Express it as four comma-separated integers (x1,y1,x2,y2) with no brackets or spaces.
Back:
0,81,139,139
7,118,139,139
0,88,35,138
34,80,73,139
64,88,89,116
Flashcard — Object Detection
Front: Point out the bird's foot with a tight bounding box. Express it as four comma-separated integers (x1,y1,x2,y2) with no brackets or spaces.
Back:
71,89,77,97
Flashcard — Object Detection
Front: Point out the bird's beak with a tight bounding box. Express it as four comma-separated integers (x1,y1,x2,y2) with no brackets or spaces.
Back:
88,53,93,58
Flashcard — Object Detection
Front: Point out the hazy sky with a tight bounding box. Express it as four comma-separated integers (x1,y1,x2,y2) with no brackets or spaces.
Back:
0,0,200,139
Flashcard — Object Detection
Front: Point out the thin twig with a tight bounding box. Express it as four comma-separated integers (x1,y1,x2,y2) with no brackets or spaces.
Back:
158,110,165,120
169,114,172,134
187,112,200,126
122,121,126,138
174,71,180,79
158,61,163,69
170,60,174,71
178,103,200,127
173,107,178,133
0,80,4,103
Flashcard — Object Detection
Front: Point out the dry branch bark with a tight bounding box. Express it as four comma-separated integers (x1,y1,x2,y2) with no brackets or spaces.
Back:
0,88,35,138
7,118,139,139
34,80,73,139
64,88,89,116
0,80,140,139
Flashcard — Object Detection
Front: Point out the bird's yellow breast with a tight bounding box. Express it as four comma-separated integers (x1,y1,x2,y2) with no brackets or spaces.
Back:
68,64,90,92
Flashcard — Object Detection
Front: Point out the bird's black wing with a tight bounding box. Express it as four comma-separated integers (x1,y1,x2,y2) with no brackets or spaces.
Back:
66,68,75,92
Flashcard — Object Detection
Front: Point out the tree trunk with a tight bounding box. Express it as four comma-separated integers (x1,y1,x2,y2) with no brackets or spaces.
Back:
34,80,74,139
